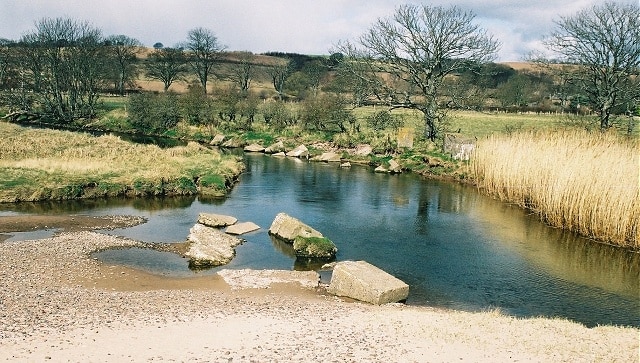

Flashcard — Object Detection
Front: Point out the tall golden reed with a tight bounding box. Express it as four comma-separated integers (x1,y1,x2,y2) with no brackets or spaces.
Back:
473,130,639,250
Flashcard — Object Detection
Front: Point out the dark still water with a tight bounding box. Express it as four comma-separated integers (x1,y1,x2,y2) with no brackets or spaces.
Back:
2,154,638,327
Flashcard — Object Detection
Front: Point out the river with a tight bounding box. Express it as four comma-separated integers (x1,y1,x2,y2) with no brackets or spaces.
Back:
2,153,638,328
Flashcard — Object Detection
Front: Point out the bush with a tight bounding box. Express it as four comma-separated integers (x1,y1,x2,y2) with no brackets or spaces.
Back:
366,110,404,131
261,101,296,130
128,93,180,134
299,94,355,133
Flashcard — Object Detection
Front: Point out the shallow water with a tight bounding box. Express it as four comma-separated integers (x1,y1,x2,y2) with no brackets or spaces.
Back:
2,154,638,327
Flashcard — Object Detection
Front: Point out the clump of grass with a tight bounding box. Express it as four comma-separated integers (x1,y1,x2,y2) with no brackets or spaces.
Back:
0,122,243,202
473,129,639,249
292,236,337,259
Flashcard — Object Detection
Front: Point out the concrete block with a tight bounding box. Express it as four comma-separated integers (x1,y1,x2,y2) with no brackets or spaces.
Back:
327,260,409,305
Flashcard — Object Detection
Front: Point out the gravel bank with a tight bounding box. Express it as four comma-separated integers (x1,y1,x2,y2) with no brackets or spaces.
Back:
1,231,638,362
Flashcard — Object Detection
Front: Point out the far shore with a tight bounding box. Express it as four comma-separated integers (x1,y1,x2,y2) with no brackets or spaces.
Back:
0,214,638,362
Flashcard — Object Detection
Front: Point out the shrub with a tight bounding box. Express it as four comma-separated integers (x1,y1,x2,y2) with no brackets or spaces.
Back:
366,110,404,131
261,101,296,130
299,94,355,133
128,92,180,134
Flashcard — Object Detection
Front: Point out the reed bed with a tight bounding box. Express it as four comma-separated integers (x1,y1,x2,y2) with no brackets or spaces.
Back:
0,122,243,202
473,130,639,250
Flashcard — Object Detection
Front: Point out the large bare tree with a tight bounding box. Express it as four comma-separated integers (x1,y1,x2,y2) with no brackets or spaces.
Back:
545,1,640,130
21,17,106,122
184,27,225,94
267,58,292,101
105,34,142,96
225,51,254,93
146,47,188,92
335,5,499,141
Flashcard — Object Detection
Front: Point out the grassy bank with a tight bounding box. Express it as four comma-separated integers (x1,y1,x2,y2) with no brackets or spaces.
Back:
0,122,244,203
473,130,639,250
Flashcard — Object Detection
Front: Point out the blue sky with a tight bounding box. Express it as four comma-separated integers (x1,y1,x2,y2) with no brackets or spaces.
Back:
0,0,634,61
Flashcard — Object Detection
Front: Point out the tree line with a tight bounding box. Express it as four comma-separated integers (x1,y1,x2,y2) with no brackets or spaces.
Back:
0,1,637,140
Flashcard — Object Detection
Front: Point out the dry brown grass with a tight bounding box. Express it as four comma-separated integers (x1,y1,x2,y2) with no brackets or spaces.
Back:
473,129,639,249
0,122,243,202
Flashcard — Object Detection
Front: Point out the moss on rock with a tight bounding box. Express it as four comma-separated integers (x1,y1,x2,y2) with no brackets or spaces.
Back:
292,236,337,259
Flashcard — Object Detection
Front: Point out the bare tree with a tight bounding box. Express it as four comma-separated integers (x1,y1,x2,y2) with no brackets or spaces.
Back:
335,5,499,141
545,2,640,130
146,47,188,92
267,58,292,100
21,17,106,123
105,34,142,96
184,27,225,94
225,52,254,93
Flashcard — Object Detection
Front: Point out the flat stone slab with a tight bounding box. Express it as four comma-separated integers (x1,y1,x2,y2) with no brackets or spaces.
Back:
226,221,260,235
217,269,320,290
185,223,243,267
269,212,323,242
327,260,409,305
197,213,238,228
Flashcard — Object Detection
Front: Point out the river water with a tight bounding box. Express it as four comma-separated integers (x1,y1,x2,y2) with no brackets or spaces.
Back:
2,153,638,327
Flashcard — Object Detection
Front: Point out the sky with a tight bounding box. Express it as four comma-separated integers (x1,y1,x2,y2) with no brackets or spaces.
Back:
0,0,635,62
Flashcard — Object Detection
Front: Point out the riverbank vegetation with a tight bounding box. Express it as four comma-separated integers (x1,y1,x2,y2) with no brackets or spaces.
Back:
0,122,243,203
474,130,639,250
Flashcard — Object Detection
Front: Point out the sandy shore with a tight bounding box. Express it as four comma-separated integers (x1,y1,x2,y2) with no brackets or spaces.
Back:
0,230,638,362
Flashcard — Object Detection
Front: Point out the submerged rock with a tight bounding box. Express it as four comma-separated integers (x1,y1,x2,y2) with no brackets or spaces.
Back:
185,223,243,268
327,260,409,305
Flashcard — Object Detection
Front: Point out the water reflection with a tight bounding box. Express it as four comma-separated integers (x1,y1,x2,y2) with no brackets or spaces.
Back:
2,153,638,327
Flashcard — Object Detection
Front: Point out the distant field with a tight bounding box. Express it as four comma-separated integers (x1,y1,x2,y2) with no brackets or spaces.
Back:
351,107,639,139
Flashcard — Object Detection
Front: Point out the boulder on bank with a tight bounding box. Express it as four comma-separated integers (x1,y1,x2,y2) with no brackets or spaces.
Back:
327,260,409,305
244,143,265,153
314,152,342,163
388,159,402,173
286,144,309,158
221,138,245,148
269,212,323,242
293,236,337,259
354,144,373,156
375,159,402,174
210,134,225,146
226,221,260,235
264,141,286,154
185,223,243,268
197,213,237,228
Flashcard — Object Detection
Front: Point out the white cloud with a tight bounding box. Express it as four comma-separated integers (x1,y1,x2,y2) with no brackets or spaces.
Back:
0,0,634,61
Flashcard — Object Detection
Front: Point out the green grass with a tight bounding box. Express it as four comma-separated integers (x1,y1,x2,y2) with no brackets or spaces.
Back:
0,122,244,202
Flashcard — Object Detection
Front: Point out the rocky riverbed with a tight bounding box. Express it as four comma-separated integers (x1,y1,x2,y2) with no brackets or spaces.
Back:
0,222,638,361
